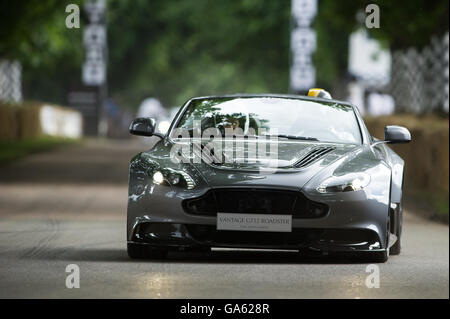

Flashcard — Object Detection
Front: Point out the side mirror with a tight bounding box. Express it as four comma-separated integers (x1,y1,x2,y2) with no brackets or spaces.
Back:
384,125,411,144
129,118,156,136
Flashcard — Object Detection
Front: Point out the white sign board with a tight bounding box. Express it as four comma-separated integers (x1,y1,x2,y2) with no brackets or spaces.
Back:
290,0,317,92
82,0,107,86
348,28,391,87
217,213,292,232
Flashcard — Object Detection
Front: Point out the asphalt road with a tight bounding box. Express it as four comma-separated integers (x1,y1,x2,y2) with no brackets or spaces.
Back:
0,139,448,298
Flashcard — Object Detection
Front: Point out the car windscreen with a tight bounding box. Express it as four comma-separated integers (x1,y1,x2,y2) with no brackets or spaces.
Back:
171,97,362,144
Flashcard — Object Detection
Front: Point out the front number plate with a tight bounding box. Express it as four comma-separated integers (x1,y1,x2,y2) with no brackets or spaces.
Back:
217,213,292,232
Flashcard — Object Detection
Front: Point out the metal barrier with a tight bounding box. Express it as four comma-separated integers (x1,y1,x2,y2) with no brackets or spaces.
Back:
388,32,449,113
0,59,22,103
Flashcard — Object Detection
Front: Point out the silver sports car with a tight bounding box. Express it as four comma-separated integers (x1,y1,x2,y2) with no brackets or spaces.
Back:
127,92,411,262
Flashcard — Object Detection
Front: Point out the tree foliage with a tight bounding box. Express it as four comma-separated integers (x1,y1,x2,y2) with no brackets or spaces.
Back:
107,0,291,108
1,0,447,109
0,0,83,103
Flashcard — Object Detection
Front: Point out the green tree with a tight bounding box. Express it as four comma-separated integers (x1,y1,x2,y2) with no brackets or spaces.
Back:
1,0,447,109
0,0,83,103
107,0,291,108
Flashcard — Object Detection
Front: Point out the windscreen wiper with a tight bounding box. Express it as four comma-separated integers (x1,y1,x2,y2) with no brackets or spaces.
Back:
264,134,319,141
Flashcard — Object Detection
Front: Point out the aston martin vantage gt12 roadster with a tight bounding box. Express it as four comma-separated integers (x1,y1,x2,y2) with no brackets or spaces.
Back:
127,90,411,262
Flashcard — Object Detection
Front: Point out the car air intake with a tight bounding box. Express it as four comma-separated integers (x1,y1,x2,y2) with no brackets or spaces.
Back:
293,146,334,168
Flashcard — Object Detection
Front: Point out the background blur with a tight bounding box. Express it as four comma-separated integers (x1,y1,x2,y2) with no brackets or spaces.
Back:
0,0,449,221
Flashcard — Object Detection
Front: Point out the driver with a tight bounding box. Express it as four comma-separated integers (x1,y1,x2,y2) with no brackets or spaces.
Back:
223,114,240,130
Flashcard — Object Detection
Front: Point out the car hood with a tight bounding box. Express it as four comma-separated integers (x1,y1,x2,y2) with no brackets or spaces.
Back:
157,139,366,190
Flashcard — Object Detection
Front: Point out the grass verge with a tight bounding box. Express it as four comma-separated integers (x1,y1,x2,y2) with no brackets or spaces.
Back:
0,136,80,166
405,190,449,224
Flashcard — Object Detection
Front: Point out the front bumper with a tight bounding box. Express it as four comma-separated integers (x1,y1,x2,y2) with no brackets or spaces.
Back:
127,185,389,253
130,222,383,252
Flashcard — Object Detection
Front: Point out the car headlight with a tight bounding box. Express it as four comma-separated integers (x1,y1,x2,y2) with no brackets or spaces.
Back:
151,169,196,190
316,173,370,193
152,171,164,184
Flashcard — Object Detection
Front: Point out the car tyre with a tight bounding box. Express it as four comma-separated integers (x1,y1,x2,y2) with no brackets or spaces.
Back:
127,243,167,259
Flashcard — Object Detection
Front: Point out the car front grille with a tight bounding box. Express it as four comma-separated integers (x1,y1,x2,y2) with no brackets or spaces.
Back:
182,188,328,218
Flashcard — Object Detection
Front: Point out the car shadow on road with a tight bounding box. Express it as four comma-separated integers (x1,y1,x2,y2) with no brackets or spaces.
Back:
167,250,372,265
34,247,372,264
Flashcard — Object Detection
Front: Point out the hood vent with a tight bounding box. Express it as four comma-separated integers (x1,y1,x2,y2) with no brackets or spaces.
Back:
294,146,335,168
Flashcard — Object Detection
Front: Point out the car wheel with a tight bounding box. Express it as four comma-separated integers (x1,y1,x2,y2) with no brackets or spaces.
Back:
127,243,167,259
390,202,402,255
